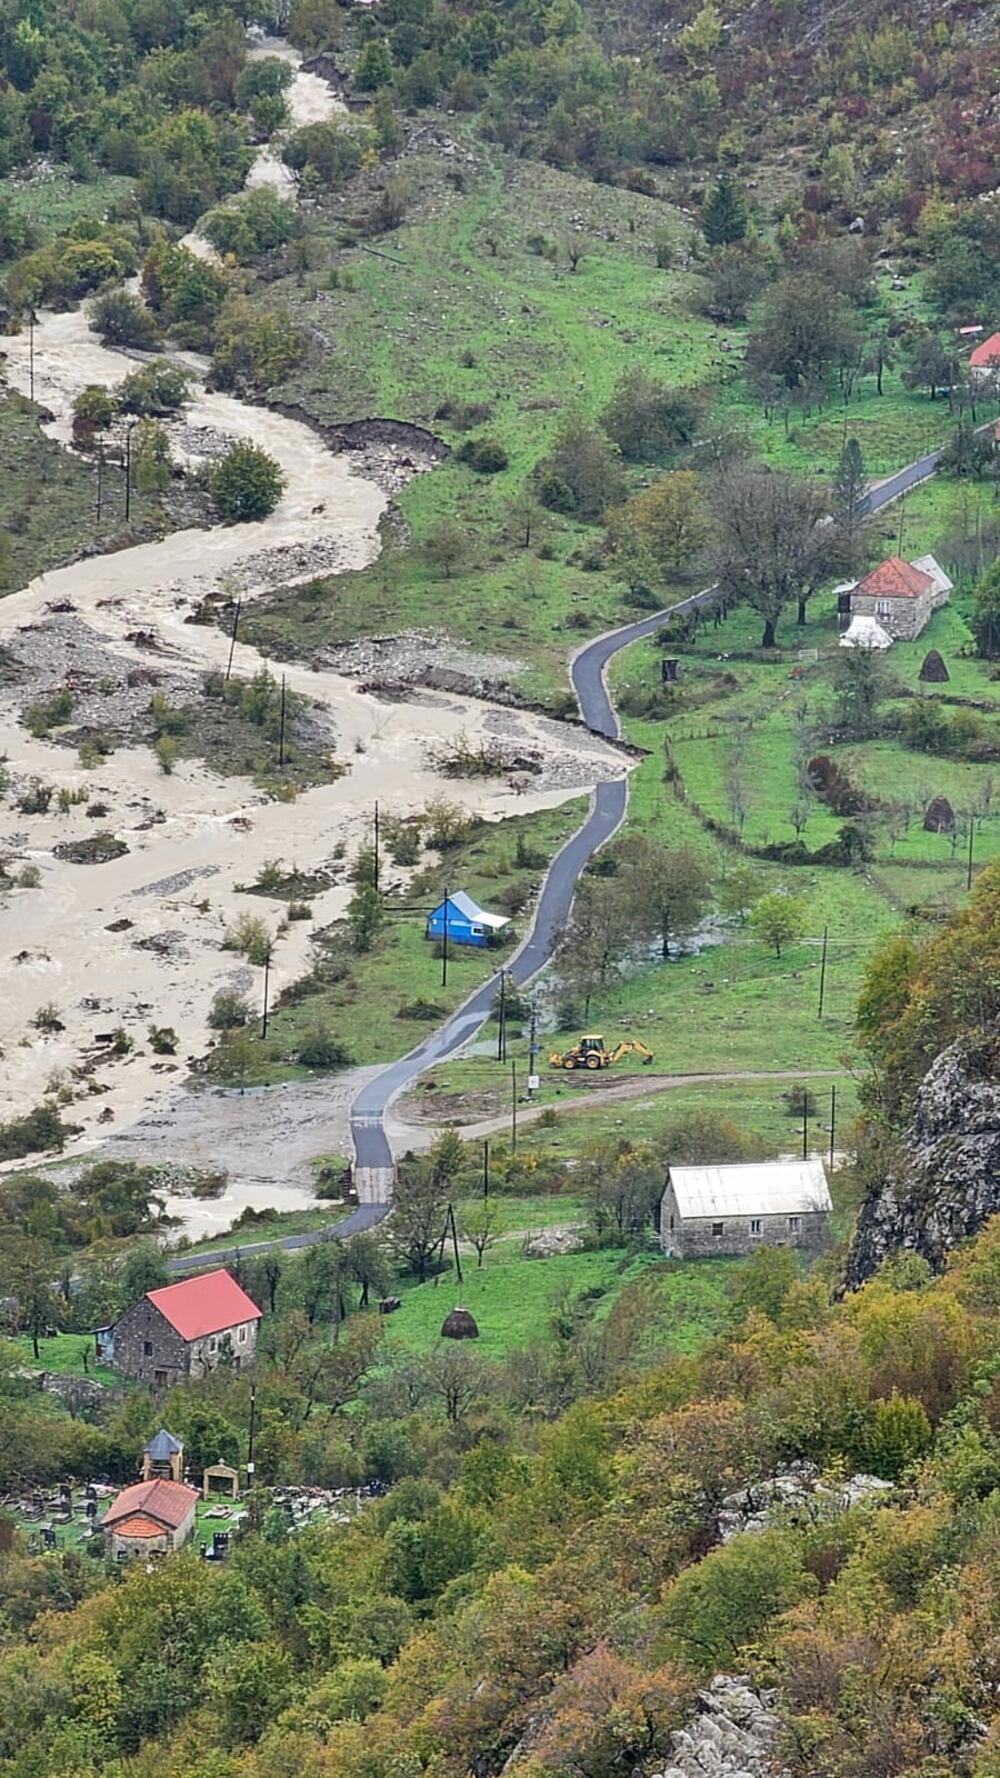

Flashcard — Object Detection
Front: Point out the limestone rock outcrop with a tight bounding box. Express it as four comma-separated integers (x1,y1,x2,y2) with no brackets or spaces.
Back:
846,1031,1000,1288
651,1675,789,1778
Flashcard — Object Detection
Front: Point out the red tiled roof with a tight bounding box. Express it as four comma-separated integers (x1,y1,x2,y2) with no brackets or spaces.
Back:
112,1514,170,1539
103,1478,198,1531
970,331,1000,368
146,1268,262,1341
854,556,935,601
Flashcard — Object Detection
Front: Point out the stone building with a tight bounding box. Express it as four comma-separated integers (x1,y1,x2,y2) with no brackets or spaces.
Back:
100,1268,262,1386
102,1477,199,1562
142,1429,184,1483
844,554,952,642
660,1159,832,1259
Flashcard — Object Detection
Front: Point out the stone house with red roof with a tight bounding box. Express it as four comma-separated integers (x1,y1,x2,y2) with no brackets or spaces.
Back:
102,1477,199,1561
846,553,952,641
100,1268,262,1385
969,331,1000,383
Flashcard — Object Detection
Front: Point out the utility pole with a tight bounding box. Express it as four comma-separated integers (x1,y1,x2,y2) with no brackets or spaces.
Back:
124,420,137,522
261,952,271,1039
967,814,975,891
497,969,506,1062
225,599,242,682
247,1382,257,1486
801,1094,809,1162
95,442,104,521
829,1083,836,1172
817,925,829,1019
897,495,905,558
28,310,34,404
528,1002,539,1094
511,1059,517,1154
441,886,449,988
482,1138,489,1200
373,800,380,894
278,674,287,767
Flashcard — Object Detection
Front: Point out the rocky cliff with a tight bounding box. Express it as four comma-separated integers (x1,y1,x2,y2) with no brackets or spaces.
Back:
846,1029,1000,1288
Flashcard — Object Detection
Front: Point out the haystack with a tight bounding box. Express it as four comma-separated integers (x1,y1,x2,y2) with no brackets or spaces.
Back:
441,1306,479,1340
919,649,950,684
923,795,956,833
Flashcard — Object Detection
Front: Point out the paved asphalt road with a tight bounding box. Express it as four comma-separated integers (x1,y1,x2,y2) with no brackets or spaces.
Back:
165,1202,388,1274
349,589,716,1178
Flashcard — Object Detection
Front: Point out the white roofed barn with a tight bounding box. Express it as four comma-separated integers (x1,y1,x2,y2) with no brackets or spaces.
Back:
660,1159,832,1259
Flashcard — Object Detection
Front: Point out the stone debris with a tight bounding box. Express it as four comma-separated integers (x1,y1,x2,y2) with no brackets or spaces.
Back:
651,1675,790,1778
718,1465,893,1542
0,614,193,742
313,628,520,693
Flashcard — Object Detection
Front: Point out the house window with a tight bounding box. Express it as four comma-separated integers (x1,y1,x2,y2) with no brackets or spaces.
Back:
143,1340,153,1357
750,1218,762,1236
209,1337,216,1353
712,1222,724,1237
471,925,484,936
668,1214,675,1231
239,1325,247,1343
876,600,891,617
788,1215,800,1233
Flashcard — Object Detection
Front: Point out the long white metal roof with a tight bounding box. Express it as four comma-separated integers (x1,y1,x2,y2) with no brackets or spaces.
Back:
447,890,509,930
667,1159,831,1220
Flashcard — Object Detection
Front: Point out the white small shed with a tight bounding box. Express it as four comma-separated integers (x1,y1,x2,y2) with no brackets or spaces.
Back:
660,1159,832,1259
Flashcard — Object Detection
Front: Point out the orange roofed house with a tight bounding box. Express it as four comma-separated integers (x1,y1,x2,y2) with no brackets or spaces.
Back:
846,553,952,642
97,1268,262,1385
102,1477,199,1562
969,331,1000,382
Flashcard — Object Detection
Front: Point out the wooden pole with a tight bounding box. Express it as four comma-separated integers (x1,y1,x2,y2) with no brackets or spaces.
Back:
278,674,287,767
817,925,829,1019
511,1059,517,1154
442,886,449,988
497,969,506,1062
967,814,975,891
829,1083,836,1172
261,953,270,1039
96,442,103,520
448,1202,463,1285
374,800,380,895
801,1094,808,1161
226,599,242,683
483,1138,489,1200
28,312,34,404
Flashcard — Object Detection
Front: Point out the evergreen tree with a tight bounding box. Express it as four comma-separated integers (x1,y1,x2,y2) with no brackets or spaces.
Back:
833,435,869,564
356,38,393,91
701,171,748,246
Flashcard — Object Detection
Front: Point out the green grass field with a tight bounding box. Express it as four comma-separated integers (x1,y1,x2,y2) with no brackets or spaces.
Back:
4,171,135,239
384,1244,735,1362
12,1332,117,1383
222,796,587,1085
171,1204,349,1259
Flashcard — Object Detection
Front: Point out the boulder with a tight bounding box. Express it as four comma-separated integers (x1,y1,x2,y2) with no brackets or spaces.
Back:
650,1675,790,1778
522,1226,585,1258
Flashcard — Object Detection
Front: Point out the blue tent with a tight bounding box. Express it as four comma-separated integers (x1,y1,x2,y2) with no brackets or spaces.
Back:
426,890,510,949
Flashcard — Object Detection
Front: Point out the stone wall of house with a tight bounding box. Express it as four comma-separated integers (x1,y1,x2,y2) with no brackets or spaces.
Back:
112,1301,190,1383
663,1209,830,1260
188,1319,258,1379
109,1527,169,1561
850,592,931,640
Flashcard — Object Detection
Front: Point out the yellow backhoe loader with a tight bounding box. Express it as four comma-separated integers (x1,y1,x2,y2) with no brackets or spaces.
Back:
547,1033,654,1072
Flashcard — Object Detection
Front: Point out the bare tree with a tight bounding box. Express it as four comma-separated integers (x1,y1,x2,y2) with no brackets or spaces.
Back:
710,465,841,643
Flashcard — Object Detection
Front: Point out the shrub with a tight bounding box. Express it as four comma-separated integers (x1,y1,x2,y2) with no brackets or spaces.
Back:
210,444,285,523
456,436,509,474
18,779,53,815
288,901,312,921
33,1003,64,1033
208,991,251,1031
294,1030,354,1069
155,736,178,775
423,797,474,849
117,359,191,417
149,1025,179,1054
223,913,274,966
110,1026,133,1055
91,289,160,350
0,1101,69,1161
397,998,446,1021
